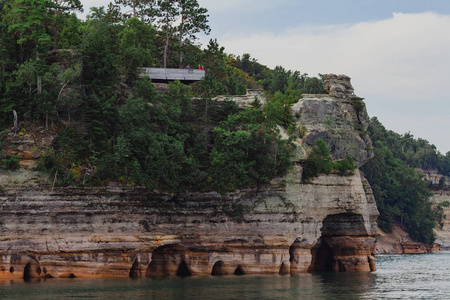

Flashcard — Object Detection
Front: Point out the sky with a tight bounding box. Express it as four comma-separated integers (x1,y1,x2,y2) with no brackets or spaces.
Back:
78,0,450,153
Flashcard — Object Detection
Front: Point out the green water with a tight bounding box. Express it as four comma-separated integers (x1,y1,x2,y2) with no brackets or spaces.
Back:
1,252,450,299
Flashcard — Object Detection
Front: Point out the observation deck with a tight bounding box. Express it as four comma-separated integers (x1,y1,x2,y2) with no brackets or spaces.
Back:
140,68,205,83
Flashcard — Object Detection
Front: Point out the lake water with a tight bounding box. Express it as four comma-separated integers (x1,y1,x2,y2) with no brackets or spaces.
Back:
1,252,450,299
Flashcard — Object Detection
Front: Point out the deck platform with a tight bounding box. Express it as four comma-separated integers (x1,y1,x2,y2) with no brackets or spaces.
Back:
140,68,205,83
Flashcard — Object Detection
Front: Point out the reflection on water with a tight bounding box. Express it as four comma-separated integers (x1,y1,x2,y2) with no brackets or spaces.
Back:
0,274,376,300
1,252,450,299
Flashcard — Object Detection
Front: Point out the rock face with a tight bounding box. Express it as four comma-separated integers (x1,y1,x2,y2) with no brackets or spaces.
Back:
292,75,373,166
375,225,441,254
323,74,362,100
0,74,378,279
213,89,266,108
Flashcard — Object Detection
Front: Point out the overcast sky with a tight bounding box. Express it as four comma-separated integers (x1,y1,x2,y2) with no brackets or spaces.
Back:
78,1,450,153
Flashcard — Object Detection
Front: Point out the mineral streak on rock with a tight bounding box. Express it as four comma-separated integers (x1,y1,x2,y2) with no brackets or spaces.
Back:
0,74,379,279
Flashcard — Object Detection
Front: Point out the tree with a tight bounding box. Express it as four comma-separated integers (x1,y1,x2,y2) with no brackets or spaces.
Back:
157,0,178,68
0,0,15,76
118,17,155,83
301,139,334,182
81,14,119,97
361,119,438,244
177,0,209,68
210,107,294,192
56,12,82,49
114,0,157,23
6,0,53,58
50,0,83,48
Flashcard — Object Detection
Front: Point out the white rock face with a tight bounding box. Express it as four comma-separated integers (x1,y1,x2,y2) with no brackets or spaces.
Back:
213,89,266,108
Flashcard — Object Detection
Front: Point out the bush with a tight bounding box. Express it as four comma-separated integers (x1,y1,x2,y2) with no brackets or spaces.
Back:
1,155,20,170
302,139,333,182
302,140,356,182
352,99,365,112
334,155,356,176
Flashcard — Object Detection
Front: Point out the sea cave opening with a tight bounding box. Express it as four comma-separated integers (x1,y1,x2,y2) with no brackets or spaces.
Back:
211,261,226,276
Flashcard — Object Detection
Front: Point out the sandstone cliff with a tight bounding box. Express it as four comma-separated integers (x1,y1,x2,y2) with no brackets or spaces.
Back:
0,74,378,279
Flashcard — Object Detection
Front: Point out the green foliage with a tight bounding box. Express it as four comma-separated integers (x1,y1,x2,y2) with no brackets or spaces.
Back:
302,139,356,182
302,139,333,182
103,80,195,190
334,155,355,176
298,125,307,138
227,73,247,95
57,13,83,49
1,155,20,170
367,117,450,176
118,17,155,83
352,99,365,112
0,1,310,195
435,201,450,229
210,107,294,192
6,0,53,59
263,91,297,130
81,17,119,96
177,0,210,67
114,0,157,23
362,119,438,244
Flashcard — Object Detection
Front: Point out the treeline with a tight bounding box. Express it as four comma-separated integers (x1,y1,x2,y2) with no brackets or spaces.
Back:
361,117,450,244
0,0,329,191
366,118,450,177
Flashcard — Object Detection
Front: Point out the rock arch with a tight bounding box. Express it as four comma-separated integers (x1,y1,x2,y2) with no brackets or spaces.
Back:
308,213,375,272
233,264,246,275
23,262,41,280
22,256,42,280
308,238,333,272
146,244,189,277
211,261,227,275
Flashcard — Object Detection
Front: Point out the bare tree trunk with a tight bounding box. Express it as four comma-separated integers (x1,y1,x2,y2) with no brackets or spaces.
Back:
164,31,169,68
179,15,184,68
37,76,42,94
13,110,18,134
163,14,170,68
53,17,58,49
51,169,58,192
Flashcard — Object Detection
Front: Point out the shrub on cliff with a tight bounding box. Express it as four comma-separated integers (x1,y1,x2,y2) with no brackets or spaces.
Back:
302,139,333,182
334,155,356,176
1,155,20,170
301,140,356,182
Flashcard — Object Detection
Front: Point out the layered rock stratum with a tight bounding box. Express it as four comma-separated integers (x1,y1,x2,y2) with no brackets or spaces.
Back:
0,74,379,279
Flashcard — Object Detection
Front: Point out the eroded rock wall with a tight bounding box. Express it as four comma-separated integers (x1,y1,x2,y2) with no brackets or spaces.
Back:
0,74,378,279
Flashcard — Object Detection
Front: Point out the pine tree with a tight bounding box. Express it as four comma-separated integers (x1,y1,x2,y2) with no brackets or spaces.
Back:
157,0,178,68
177,0,209,68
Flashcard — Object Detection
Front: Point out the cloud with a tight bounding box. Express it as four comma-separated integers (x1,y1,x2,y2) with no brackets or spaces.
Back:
219,12,450,152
